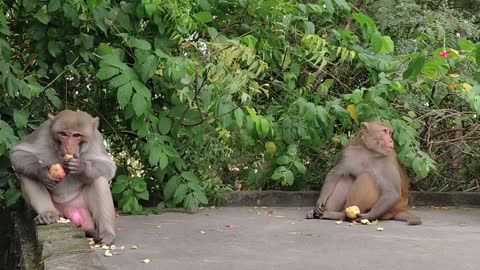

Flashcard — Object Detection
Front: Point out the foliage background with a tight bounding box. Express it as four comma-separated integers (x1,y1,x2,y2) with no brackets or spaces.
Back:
0,0,479,217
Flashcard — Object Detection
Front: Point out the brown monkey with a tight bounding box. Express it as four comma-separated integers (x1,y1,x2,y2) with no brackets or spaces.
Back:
306,121,421,225
10,110,117,244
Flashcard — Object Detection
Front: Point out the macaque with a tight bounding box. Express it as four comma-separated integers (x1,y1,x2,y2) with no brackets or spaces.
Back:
10,110,117,244
306,121,421,225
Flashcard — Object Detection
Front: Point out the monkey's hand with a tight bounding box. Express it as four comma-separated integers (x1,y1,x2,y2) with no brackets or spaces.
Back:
62,155,87,175
356,212,378,222
39,166,60,190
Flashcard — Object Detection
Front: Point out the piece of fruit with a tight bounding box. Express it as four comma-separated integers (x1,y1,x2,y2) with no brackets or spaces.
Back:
345,205,360,219
49,164,66,180
265,141,277,154
63,154,74,161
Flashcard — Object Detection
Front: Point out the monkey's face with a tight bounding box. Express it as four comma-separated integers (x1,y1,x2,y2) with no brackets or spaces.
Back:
362,121,394,156
55,130,87,157
376,126,394,154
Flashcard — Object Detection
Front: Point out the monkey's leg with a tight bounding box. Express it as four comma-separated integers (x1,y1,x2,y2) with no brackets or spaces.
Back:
19,176,59,225
84,176,116,245
392,211,422,226
307,176,352,219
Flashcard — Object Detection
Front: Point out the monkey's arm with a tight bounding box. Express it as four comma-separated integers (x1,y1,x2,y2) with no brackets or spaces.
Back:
63,156,116,183
313,163,350,215
10,149,59,189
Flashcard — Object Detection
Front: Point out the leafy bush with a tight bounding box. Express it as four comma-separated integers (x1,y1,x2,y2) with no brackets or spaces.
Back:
0,0,479,213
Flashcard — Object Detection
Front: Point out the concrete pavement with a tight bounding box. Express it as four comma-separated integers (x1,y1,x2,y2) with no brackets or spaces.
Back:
98,207,480,270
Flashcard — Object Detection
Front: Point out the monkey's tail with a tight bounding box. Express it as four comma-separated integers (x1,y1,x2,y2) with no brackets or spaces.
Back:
394,211,422,225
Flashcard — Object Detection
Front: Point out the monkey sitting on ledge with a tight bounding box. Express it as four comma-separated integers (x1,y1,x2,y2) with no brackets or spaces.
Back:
307,121,421,225
10,110,117,244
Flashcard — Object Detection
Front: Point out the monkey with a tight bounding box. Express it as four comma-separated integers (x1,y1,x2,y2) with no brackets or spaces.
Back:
306,121,421,225
10,110,117,244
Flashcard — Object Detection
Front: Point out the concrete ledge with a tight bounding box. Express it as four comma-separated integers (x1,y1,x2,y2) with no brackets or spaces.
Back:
222,191,480,207
10,208,106,270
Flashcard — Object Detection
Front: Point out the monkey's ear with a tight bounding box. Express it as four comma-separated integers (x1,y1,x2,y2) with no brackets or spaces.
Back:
361,122,369,132
48,113,55,120
92,117,100,129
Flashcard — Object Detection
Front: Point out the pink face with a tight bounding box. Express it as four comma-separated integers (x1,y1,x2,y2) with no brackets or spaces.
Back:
57,130,84,156
378,127,394,152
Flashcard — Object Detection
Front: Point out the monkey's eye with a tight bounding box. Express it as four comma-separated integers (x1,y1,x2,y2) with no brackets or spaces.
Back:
382,129,388,134
73,133,82,138
58,132,68,137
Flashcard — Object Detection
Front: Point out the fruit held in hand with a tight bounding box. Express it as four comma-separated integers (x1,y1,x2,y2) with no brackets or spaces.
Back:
63,154,74,161
345,205,360,219
49,164,66,180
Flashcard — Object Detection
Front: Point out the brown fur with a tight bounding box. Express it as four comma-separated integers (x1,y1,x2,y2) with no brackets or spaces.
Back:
307,121,421,225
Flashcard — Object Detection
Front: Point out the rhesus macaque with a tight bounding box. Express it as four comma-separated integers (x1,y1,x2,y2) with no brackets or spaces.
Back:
10,110,117,244
306,121,421,225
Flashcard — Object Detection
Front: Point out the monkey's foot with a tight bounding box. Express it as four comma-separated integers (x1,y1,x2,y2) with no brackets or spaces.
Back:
34,211,60,225
306,209,321,219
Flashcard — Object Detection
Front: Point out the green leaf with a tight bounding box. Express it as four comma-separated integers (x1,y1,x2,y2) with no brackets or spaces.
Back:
34,5,50,24
5,187,21,207
260,118,270,135
403,54,425,80
132,80,152,100
187,181,203,191
316,106,328,125
234,108,244,128
129,37,152,50
194,11,213,24
111,175,129,194
380,36,394,53
333,0,351,11
86,0,102,11
163,176,179,200
149,147,161,166
45,88,63,109
173,183,188,204
133,178,147,193
303,21,315,35
132,93,148,116
271,166,287,180
158,117,172,135
294,161,307,174
184,193,199,212
117,82,133,108
277,155,292,165
458,38,476,51
48,41,62,57
193,191,208,205
163,145,179,158
159,153,168,170
48,0,61,12
139,55,157,82
109,74,129,89
136,190,149,201
13,109,29,128
282,169,294,185
181,171,200,182
97,66,120,80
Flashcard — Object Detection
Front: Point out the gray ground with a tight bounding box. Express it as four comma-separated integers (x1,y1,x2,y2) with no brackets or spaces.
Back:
98,207,480,270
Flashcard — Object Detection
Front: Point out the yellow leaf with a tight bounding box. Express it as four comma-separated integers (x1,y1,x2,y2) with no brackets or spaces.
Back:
155,69,163,76
448,84,457,89
265,141,277,154
449,73,460,78
346,104,358,121
462,83,472,92
450,49,460,55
